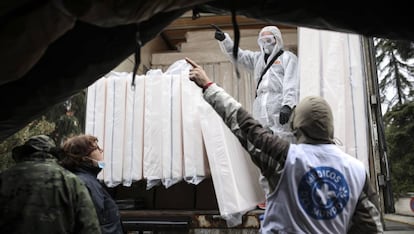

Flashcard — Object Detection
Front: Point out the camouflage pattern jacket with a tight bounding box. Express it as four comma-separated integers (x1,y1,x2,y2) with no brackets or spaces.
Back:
0,154,102,234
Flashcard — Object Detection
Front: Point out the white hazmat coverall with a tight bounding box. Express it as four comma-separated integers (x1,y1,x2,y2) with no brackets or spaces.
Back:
218,26,299,142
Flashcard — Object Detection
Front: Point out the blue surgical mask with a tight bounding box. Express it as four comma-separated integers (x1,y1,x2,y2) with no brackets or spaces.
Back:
96,161,105,169
89,157,106,169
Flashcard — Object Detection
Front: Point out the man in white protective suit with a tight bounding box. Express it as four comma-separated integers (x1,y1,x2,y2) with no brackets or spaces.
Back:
214,25,299,143
214,25,300,201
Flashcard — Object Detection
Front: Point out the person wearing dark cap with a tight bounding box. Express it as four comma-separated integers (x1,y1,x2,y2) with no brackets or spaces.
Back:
0,134,101,234
60,134,123,234
186,57,383,233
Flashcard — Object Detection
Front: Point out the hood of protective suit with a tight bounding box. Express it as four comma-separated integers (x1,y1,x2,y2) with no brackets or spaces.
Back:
258,26,284,55
291,96,334,144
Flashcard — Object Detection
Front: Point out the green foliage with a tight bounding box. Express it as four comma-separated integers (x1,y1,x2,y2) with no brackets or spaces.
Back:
0,90,86,172
374,38,414,110
375,38,414,196
51,112,82,146
71,90,87,131
383,102,414,196
44,90,86,131
44,91,86,146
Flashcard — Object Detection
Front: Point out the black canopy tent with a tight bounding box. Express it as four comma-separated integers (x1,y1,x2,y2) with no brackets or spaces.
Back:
0,0,412,142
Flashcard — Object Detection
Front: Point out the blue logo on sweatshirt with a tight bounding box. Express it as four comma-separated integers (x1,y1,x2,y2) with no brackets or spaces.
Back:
298,166,349,220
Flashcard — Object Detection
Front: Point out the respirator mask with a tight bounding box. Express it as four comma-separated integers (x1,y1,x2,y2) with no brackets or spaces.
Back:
258,35,276,54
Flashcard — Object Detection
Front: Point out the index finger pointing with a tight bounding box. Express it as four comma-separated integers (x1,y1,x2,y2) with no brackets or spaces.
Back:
185,57,199,68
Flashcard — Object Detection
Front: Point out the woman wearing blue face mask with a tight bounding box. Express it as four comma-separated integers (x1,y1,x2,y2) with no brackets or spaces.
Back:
60,134,124,234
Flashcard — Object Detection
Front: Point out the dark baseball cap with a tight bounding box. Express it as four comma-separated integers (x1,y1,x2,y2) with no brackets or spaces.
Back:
12,135,56,156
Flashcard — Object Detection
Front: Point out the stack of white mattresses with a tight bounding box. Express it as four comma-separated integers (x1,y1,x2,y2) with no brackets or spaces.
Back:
85,59,264,227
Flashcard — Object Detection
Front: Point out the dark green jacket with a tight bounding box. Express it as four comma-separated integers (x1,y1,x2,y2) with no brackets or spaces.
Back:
0,154,101,234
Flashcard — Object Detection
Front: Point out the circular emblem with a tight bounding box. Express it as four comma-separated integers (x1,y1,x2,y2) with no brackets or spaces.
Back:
298,166,349,220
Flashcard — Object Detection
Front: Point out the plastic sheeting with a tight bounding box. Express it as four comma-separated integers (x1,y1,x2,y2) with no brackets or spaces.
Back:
160,73,184,188
104,74,127,187
298,28,370,170
142,69,164,189
86,71,145,186
85,76,107,181
200,102,265,227
86,59,264,227
85,62,211,189
123,74,145,187
177,64,210,185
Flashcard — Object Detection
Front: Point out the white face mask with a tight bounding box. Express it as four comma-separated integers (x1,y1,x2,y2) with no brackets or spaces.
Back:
89,157,106,169
258,35,276,54
263,43,274,54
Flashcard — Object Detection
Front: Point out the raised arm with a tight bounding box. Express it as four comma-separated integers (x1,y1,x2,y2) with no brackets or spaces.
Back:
186,57,290,192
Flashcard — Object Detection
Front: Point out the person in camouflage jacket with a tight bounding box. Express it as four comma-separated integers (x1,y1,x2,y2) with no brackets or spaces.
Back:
0,135,101,234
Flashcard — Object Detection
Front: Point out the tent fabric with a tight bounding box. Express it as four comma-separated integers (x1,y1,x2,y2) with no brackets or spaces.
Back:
0,0,413,142
0,5,190,142
197,2,414,42
298,28,370,170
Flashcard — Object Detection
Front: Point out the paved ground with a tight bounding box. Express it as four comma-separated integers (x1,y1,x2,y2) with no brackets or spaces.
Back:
384,214,414,233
